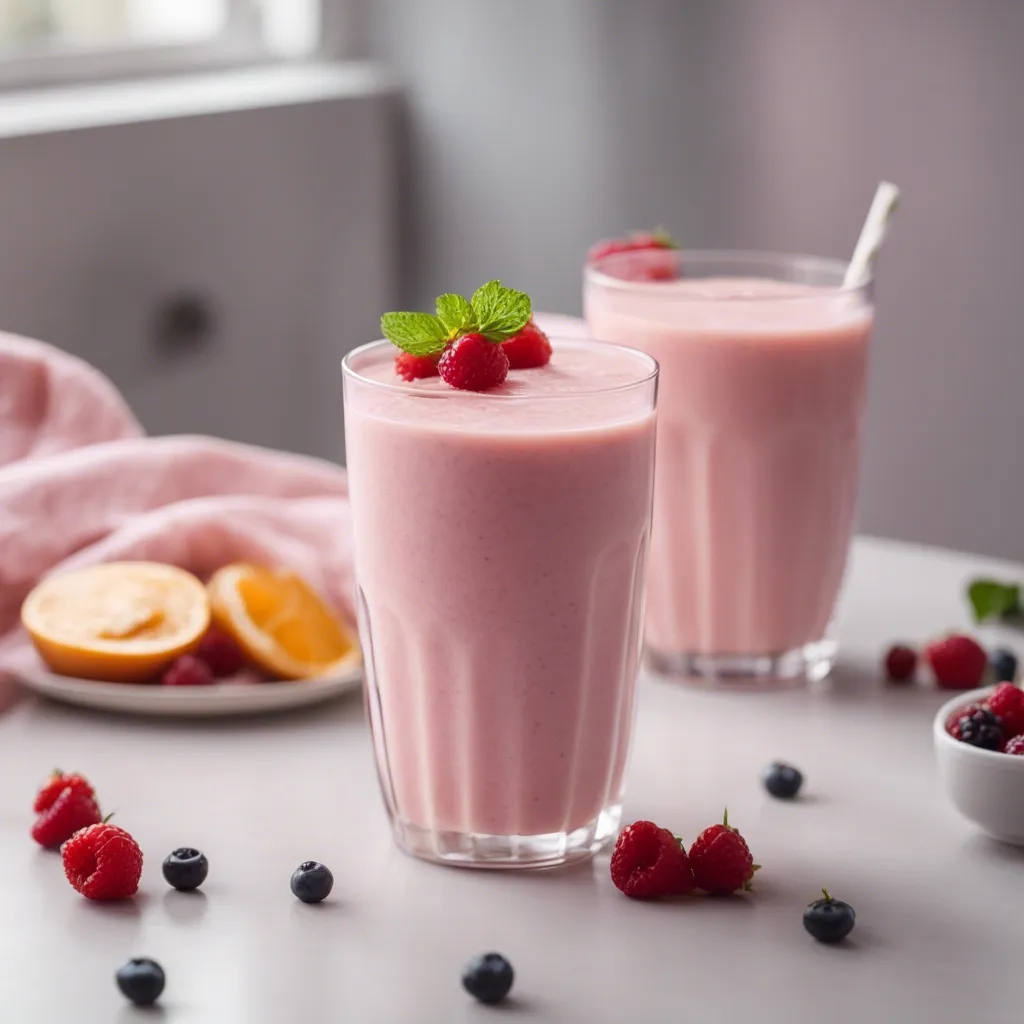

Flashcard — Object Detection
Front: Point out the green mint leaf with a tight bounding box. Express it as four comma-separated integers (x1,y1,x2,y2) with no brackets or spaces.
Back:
380,311,448,356
967,578,1022,623
435,293,476,338
470,280,532,342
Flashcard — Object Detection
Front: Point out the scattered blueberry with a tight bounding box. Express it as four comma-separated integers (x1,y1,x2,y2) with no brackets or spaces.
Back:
462,952,514,1005
116,958,165,1006
991,648,1018,683
803,890,856,944
761,762,804,799
291,860,334,903
958,707,1003,750
162,847,209,891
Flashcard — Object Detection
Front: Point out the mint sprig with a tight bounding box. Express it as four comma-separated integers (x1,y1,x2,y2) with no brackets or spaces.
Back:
470,281,532,342
967,578,1022,623
435,293,475,337
378,311,448,356
381,280,531,356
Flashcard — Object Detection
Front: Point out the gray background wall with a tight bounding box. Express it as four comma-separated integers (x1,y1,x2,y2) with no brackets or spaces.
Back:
368,0,1024,561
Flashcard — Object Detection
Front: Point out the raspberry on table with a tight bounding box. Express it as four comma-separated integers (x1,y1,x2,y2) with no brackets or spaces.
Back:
610,820,695,899
985,682,1024,738
34,771,95,814
31,786,102,849
687,810,758,895
161,654,215,687
925,634,988,690
394,351,440,382
437,333,509,392
62,822,143,900
502,319,552,369
883,644,917,682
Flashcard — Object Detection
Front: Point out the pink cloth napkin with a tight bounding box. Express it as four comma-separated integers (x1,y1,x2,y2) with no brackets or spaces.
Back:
0,332,352,678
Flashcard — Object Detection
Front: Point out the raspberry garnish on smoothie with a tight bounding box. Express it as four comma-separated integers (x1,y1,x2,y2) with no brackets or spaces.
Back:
587,227,680,281
381,280,532,392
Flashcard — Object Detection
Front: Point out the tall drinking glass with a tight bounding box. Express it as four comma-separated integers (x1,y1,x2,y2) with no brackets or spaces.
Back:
585,251,873,685
343,339,658,867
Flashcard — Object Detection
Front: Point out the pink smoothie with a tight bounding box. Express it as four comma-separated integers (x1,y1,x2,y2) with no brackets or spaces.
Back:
585,276,873,658
343,341,656,848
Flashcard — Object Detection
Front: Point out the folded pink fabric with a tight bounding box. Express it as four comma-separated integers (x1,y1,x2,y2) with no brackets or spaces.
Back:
0,331,351,678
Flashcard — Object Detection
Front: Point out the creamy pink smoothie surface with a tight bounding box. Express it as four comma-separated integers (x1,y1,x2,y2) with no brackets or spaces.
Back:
344,342,656,838
585,277,873,657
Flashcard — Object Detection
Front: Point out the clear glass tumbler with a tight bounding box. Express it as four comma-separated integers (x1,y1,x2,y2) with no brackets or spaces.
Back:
343,338,658,867
585,250,874,686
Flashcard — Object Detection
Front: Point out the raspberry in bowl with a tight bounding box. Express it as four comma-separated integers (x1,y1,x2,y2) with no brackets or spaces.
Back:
934,684,1024,845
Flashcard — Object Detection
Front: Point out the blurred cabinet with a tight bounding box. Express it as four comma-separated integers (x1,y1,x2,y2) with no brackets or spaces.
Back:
0,63,399,462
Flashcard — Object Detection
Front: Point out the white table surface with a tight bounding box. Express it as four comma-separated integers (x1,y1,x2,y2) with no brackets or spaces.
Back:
2,536,1022,1024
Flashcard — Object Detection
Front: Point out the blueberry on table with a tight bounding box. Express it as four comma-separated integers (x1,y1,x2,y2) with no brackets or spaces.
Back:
462,952,514,1005
991,648,1018,683
162,847,209,891
116,958,165,1006
761,762,804,799
291,860,334,903
803,889,856,944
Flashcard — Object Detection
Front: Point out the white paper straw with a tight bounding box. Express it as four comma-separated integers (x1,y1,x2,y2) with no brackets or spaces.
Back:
843,181,901,287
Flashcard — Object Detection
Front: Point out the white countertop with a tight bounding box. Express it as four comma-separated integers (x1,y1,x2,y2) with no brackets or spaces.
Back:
2,536,1022,1023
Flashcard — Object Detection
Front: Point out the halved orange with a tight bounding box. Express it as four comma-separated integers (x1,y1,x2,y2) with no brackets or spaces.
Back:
21,562,210,682
207,563,360,680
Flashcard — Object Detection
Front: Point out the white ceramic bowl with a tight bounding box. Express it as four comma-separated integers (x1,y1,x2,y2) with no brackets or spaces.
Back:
934,685,1024,845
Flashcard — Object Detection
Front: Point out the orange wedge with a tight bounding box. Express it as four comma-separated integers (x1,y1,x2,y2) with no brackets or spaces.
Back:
206,563,360,680
21,562,210,682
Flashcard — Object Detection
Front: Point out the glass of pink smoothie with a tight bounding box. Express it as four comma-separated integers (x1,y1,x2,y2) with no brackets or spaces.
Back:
584,251,874,686
343,338,658,868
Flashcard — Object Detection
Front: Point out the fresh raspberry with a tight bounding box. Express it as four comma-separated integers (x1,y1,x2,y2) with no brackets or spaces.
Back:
587,230,678,281
62,822,143,900
610,820,695,899
883,644,917,682
437,334,509,392
194,629,245,678
984,682,1024,737
925,634,988,690
33,771,95,814
1004,735,1024,756
688,810,757,895
946,701,985,739
502,319,552,370
394,351,440,382
31,787,102,849
161,654,215,687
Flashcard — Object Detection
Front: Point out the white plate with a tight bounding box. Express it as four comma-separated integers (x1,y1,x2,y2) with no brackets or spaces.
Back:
14,665,362,718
